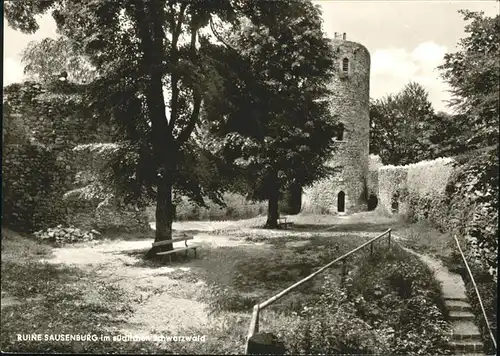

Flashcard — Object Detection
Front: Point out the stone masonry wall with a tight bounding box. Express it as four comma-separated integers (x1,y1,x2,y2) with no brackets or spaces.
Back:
3,82,149,232
302,37,371,214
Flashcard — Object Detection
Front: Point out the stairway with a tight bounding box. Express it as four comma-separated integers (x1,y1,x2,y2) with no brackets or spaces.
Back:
446,297,484,355
396,244,486,356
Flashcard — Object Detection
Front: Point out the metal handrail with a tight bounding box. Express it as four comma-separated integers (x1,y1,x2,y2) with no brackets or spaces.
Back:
245,228,392,353
454,235,497,350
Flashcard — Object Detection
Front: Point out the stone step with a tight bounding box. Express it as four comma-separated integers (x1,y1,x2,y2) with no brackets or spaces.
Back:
446,296,469,302
446,299,472,312
449,310,476,321
450,320,482,340
450,340,484,353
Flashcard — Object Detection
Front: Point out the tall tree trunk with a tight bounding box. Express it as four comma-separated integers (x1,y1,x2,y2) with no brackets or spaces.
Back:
265,173,280,228
266,192,280,229
132,0,181,259
154,171,175,250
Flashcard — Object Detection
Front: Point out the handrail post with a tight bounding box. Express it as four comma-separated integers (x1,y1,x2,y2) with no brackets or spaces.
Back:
245,304,260,354
245,228,394,352
388,229,391,248
370,242,373,256
454,235,497,351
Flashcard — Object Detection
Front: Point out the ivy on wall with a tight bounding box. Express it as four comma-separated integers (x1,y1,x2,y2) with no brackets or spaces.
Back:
378,150,497,281
2,81,149,233
2,144,67,232
377,166,408,214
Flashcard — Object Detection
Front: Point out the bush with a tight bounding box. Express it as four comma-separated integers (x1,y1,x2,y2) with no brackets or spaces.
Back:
344,248,451,355
274,276,392,355
398,148,498,353
445,148,498,280
173,193,267,221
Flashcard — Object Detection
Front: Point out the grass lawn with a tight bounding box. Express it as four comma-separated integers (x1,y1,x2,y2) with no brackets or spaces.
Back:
1,213,459,355
268,246,452,355
0,223,373,354
1,229,167,354
196,232,371,316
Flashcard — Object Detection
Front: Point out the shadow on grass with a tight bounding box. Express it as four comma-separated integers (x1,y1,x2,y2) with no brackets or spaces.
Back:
291,220,406,233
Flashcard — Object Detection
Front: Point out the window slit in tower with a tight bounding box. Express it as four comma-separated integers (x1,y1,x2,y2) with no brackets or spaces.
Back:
336,123,345,141
342,58,349,72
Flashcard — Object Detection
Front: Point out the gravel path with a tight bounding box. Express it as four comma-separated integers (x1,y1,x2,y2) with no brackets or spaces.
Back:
43,232,257,337
39,212,392,339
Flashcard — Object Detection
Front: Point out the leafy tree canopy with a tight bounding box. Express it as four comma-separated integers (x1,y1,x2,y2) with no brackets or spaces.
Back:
370,82,436,165
438,10,499,148
5,0,337,240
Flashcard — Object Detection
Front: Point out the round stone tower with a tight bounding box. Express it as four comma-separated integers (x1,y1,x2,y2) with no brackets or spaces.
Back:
326,32,371,214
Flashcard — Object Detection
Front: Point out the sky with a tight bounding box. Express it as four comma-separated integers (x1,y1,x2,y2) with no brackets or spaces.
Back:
3,0,499,113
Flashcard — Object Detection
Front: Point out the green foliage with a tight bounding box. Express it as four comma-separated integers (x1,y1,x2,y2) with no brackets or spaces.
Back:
347,248,451,355
204,0,338,224
446,148,498,280
370,82,437,165
273,248,451,355
396,147,498,352
391,148,497,280
201,234,363,316
173,193,266,221
427,112,470,158
439,11,499,148
461,266,497,355
276,277,392,355
377,165,408,214
2,81,150,233
402,158,455,229
5,0,338,238
22,37,98,84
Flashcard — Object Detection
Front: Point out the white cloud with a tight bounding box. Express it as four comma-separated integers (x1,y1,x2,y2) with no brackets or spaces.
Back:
412,41,446,66
3,57,26,86
370,41,451,113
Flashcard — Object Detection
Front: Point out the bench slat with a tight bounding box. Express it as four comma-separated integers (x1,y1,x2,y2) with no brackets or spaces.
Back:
156,246,198,256
152,236,193,247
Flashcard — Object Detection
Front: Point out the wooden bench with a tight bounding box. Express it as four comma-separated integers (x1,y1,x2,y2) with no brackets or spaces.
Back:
278,217,294,229
152,236,198,263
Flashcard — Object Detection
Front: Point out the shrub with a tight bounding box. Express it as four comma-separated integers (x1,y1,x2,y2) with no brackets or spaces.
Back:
406,158,454,196
347,248,451,355
445,148,498,280
174,193,267,221
274,276,392,355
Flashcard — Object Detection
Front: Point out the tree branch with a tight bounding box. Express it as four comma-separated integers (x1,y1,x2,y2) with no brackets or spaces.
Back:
176,23,200,147
177,90,202,146
167,2,188,132
209,16,239,53
172,3,187,49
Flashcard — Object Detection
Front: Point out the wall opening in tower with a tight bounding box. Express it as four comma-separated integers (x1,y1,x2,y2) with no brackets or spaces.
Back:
335,123,345,141
367,193,378,211
337,191,345,212
391,192,400,213
342,58,349,73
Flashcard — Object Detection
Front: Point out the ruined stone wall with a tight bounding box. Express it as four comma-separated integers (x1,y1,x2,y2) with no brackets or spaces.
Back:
376,158,455,216
3,82,149,232
367,155,383,195
302,37,371,214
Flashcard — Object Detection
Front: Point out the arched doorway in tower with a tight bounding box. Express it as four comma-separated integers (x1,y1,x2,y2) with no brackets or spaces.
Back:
337,191,345,213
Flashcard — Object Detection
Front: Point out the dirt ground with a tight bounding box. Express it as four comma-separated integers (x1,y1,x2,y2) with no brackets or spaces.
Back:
11,212,398,341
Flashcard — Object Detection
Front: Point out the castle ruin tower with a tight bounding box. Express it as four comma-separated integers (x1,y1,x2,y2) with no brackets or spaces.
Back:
321,32,371,214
